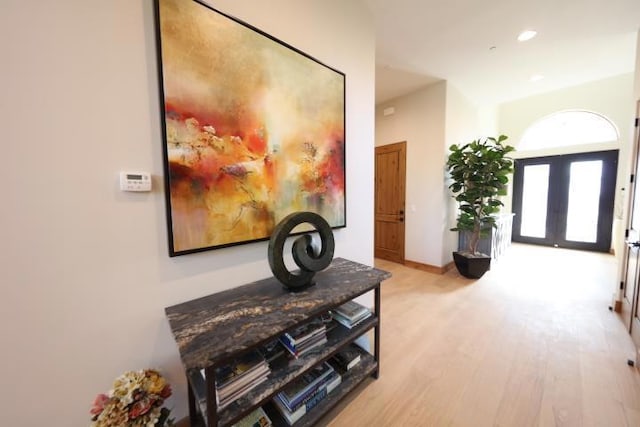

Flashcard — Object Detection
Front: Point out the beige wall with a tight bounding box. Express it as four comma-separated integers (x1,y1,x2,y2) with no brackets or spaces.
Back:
0,0,375,424
499,73,634,158
375,82,447,267
375,82,493,267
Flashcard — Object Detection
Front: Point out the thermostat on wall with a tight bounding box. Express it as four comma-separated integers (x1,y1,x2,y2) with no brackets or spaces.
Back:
120,171,152,192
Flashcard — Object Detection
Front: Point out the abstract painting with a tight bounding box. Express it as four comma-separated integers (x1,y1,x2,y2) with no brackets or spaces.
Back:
155,0,346,256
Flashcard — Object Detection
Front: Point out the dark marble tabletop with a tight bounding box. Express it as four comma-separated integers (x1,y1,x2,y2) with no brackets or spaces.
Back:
165,258,391,370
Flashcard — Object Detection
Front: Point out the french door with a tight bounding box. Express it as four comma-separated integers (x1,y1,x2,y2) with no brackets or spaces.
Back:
512,150,618,252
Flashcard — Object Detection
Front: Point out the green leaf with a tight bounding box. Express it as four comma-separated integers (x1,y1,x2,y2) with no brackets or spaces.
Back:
446,135,515,233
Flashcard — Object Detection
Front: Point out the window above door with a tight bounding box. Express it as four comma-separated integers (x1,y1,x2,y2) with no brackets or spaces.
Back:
520,110,619,150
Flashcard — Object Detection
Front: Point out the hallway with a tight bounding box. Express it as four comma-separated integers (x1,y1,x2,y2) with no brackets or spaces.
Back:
324,244,640,426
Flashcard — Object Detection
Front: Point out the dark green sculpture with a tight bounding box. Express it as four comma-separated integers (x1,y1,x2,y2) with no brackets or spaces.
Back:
268,211,335,291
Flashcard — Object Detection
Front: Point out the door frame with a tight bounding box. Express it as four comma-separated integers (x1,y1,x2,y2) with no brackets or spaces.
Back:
622,101,640,355
620,104,640,331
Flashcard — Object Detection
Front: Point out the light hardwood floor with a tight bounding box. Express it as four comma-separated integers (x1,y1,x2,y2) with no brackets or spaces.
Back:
321,244,640,427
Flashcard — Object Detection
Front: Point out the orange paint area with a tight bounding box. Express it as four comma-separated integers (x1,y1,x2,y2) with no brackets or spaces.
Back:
165,107,344,252
158,0,345,252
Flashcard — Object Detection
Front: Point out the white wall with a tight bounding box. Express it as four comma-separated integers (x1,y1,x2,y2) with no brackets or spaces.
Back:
443,84,489,263
478,105,499,137
0,0,375,424
375,82,447,267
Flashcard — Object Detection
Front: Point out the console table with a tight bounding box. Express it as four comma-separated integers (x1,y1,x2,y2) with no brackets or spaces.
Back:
165,257,391,426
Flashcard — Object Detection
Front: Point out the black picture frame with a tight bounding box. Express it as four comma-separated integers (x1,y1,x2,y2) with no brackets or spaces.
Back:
154,0,346,256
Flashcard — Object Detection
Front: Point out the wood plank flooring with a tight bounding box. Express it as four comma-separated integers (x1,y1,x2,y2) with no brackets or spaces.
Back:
321,244,640,427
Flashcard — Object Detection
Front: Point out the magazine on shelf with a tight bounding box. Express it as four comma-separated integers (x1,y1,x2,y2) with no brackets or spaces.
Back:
330,310,372,329
200,349,270,408
231,406,272,427
217,364,270,400
332,300,370,321
277,362,335,408
279,318,329,359
276,369,339,413
280,333,327,359
280,330,326,353
218,375,269,409
281,319,326,347
272,371,342,425
213,350,268,388
296,334,327,352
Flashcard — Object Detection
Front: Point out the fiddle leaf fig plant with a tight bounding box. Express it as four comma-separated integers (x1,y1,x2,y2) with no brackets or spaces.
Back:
447,135,515,256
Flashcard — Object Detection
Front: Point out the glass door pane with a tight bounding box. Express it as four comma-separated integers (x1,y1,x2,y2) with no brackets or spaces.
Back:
520,164,550,238
512,150,616,252
565,160,602,243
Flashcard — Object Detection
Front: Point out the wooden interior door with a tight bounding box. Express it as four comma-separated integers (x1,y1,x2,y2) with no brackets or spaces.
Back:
375,142,406,263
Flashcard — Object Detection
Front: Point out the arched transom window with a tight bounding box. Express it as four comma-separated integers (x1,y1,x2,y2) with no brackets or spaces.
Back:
520,110,619,150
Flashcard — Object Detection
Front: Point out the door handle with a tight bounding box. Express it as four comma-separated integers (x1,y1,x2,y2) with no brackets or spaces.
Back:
626,240,640,248
398,210,404,223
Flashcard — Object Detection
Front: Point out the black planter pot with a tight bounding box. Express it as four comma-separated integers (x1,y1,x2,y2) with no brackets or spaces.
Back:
452,251,491,279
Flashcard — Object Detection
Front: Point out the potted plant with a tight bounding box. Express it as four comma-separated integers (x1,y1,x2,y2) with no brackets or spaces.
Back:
446,135,515,278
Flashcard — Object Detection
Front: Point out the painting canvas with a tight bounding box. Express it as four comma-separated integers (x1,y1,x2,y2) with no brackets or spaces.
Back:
155,0,346,256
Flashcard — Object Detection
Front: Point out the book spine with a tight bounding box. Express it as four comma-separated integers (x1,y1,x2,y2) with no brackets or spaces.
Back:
281,333,295,348
286,371,336,410
304,387,327,412
291,371,337,410
297,374,341,414
346,356,361,370
274,374,342,426
326,375,342,394
278,337,299,357
273,395,303,425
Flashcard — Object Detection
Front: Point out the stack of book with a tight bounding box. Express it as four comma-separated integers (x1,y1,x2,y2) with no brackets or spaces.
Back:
330,300,372,329
209,350,271,409
330,343,362,371
279,318,327,359
272,362,342,425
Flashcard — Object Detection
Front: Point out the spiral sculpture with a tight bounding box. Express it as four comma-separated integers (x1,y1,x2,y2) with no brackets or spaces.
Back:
268,211,335,291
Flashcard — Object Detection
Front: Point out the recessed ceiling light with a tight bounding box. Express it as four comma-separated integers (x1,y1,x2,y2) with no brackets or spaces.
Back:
518,30,537,42
530,74,544,82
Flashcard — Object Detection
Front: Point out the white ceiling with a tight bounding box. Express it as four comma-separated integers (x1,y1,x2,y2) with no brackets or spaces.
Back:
363,0,640,105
